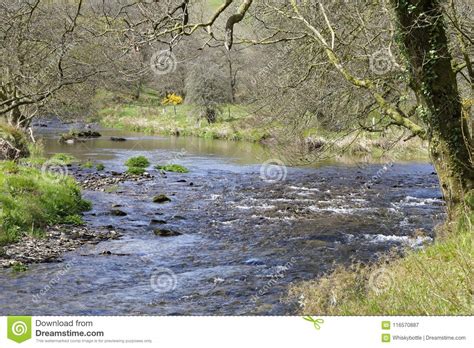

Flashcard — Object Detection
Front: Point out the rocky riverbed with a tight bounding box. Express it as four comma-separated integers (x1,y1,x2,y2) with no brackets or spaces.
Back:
0,225,121,268
0,167,154,269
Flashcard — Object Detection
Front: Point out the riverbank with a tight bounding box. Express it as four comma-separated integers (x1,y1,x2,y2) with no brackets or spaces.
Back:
94,91,429,161
290,212,473,315
0,156,122,268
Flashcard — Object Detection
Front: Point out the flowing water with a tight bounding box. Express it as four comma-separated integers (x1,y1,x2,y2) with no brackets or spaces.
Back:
0,123,445,315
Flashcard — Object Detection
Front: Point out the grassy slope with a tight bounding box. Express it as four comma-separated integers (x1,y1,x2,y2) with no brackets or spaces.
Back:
97,90,270,142
290,214,473,315
0,160,90,246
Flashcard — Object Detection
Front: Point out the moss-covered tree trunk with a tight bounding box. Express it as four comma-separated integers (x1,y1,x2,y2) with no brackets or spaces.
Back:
391,0,474,219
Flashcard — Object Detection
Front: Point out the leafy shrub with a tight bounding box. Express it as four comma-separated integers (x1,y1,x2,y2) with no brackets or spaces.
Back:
125,156,150,168
96,163,105,171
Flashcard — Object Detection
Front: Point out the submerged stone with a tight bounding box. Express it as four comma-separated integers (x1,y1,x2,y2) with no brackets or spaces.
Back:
153,194,171,203
153,229,182,237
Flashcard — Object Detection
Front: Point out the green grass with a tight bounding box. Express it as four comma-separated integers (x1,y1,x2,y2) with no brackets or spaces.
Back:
125,156,149,175
155,164,189,173
125,156,150,168
50,153,76,165
81,160,94,169
289,214,473,315
98,90,270,142
0,161,91,246
126,167,146,175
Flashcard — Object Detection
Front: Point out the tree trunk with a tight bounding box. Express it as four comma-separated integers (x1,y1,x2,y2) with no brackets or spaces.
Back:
392,0,474,218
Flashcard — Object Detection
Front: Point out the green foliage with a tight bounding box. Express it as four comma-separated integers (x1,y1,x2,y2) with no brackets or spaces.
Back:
96,163,105,171
155,164,189,173
99,101,269,142
126,167,145,175
62,214,85,225
50,153,76,165
81,160,94,169
125,156,150,168
0,123,30,159
11,263,28,273
0,161,91,246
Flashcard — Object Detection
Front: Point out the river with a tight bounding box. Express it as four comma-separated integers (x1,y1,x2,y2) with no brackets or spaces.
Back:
0,124,445,315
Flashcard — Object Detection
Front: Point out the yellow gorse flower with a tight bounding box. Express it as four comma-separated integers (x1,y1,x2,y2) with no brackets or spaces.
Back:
161,93,183,106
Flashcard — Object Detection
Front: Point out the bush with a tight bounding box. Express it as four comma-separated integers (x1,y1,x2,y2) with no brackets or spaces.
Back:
127,167,145,175
155,164,189,173
96,163,105,171
0,161,91,245
125,156,150,168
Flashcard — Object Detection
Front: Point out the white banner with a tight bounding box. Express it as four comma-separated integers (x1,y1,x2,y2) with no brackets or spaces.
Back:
0,316,471,347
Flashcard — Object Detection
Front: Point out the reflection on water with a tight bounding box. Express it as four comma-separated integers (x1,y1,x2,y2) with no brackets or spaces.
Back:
41,128,270,165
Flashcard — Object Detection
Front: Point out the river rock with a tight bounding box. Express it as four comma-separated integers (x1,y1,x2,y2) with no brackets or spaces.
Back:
153,194,171,203
0,226,121,268
110,137,127,142
153,229,182,237
74,130,102,138
110,209,127,216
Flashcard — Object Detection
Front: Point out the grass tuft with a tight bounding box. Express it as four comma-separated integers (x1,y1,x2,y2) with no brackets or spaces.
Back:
155,164,189,173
